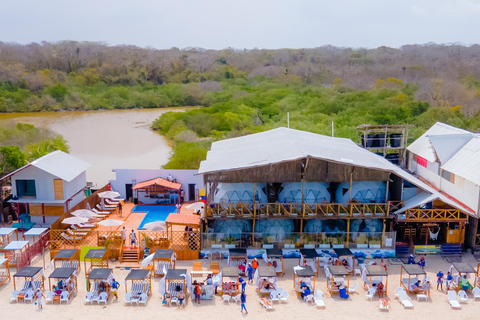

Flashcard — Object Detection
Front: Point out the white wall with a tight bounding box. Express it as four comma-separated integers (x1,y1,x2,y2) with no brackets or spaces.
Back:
441,177,480,215
65,172,87,207
110,169,204,202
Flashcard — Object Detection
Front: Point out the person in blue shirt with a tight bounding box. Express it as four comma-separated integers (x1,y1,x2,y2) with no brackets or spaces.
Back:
240,292,248,314
111,279,120,299
446,272,454,290
407,254,415,264
436,271,444,290
417,257,425,269
247,263,253,284
301,286,311,298
239,276,246,293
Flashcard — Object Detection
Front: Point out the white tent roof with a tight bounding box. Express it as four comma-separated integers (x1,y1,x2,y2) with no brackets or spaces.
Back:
2,150,90,182
407,122,472,163
442,135,480,186
4,241,29,250
199,127,474,216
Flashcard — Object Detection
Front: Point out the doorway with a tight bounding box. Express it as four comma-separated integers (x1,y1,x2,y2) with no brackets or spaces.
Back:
188,184,196,201
125,184,133,202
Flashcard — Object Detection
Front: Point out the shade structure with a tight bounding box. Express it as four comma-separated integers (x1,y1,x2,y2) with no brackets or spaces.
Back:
97,219,124,227
165,213,200,226
133,178,181,191
186,202,205,211
49,268,76,279
266,248,283,258
294,266,316,277
258,266,276,277
222,267,239,278
452,262,476,274
85,249,107,259
165,268,187,280
143,221,167,231
300,249,319,259
366,265,388,277
71,209,98,218
402,264,426,276
213,183,268,204
334,248,353,257
335,181,387,203
327,265,350,277
97,191,121,199
62,217,89,225
23,228,48,236
126,269,150,280
0,228,17,236
4,241,29,250
153,249,175,259
54,249,79,259
254,219,294,240
14,266,42,278
278,182,331,203
88,268,113,280
213,219,251,236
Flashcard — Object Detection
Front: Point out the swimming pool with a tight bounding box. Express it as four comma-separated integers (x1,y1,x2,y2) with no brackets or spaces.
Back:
135,205,177,230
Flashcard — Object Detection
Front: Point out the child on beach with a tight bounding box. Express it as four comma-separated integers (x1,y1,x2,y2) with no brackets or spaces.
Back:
446,272,453,290
35,289,45,309
247,263,253,283
424,280,431,298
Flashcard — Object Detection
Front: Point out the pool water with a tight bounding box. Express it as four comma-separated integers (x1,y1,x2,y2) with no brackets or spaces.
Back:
134,205,176,230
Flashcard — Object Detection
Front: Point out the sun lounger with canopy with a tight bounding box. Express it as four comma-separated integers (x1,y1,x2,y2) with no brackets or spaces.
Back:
48,267,77,303
3,240,29,270
53,249,80,274
221,266,240,296
326,265,350,295
0,227,18,249
0,258,11,286
13,266,44,302
365,265,388,295
299,249,320,276
87,268,114,303
333,248,355,275
153,249,176,277
264,248,284,276
228,248,247,274
400,264,426,294
83,249,109,278
190,269,214,300
165,268,187,297
294,265,316,295
450,262,476,291
256,266,277,295
125,269,152,300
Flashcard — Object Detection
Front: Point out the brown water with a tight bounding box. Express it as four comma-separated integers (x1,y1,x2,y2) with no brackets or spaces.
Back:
0,108,190,186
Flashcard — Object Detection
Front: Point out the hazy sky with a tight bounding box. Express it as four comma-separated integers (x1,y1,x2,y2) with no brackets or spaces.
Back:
1,0,479,49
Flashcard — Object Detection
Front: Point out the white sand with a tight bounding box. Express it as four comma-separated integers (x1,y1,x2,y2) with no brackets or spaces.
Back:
2,253,480,320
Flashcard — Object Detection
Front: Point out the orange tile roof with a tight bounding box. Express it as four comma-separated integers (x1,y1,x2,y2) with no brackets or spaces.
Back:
133,178,182,190
165,213,201,226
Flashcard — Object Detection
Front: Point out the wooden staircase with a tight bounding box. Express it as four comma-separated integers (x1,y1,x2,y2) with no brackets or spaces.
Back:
120,247,140,263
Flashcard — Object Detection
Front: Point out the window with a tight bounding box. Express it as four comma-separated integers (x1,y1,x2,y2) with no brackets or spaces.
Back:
416,155,427,168
441,170,452,182
16,180,36,197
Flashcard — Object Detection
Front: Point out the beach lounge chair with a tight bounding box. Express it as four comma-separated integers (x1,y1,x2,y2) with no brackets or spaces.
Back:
138,293,148,306
211,262,220,274
394,287,405,299
378,299,390,311
259,298,275,310
223,294,231,303
60,291,69,304
348,283,359,294
193,261,202,271
232,293,242,304
472,287,480,300
314,290,325,308
170,296,178,306
24,290,34,303
398,291,414,308
97,292,108,305
10,290,19,303
365,287,376,301
84,292,94,304
124,293,133,305
458,290,468,303
304,294,314,304
280,290,289,303
45,291,55,304
270,291,280,303
447,290,461,309
92,208,109,215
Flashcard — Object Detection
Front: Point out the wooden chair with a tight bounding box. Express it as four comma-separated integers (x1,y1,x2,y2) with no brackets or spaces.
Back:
211,262,220,274
193,261,202,271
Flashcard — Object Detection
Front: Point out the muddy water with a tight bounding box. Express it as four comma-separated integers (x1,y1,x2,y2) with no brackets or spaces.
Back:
0,108,190,186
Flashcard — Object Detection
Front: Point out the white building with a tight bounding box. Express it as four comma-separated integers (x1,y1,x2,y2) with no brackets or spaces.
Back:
2,151,91,226
110,169,203,204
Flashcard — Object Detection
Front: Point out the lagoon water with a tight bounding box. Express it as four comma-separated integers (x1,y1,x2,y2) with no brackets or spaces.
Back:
0,108,188,186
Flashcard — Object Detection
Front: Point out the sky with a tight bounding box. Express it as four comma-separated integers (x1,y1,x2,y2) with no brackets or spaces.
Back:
0,0,479,50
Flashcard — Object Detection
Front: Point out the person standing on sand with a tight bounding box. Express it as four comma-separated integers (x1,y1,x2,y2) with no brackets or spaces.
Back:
436,270,444,290
111,278,120,299
122,227,126,246
247,263,253,284
130,230,136,248
35,289,45,309
240,292,248,314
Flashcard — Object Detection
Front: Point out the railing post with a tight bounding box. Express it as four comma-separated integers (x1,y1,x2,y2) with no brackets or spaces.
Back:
346,219,350,248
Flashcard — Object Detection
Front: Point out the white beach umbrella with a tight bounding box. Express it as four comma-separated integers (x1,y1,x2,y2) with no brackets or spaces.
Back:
141,253,155,268
186,202,205,211
97,191,121,199
62,217,89,225
71,209,98,218
98,219,124,227
143,221,167,231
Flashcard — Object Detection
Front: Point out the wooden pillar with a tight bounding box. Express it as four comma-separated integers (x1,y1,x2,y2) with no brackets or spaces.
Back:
346,219,350,248
300,179,305,238
382,219,386,247
253,183,256,218
42,203,45,224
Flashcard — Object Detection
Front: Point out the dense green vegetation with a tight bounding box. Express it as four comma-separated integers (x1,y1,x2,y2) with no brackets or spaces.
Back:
0,123,69,175
1,41,480,168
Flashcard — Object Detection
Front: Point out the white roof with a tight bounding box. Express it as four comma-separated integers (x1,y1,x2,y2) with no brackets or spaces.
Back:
2,151,90,182
8,198,66,204
3,241,29,250
407,122,472,163
442,135,480,185
23,228,48,236
200,127,474,215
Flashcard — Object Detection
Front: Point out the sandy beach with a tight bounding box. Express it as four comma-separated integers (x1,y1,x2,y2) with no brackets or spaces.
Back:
2,253,480,320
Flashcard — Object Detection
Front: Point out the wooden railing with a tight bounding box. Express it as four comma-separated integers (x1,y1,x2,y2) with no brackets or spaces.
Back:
207,202,391,218
475,234,480,246
401,209,466,221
